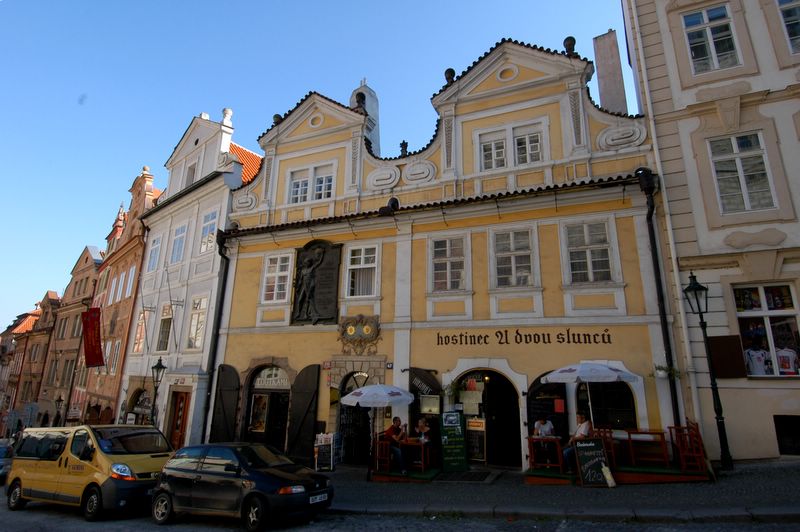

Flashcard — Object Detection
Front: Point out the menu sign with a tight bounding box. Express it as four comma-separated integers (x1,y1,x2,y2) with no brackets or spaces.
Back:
575,438,608,487
440,412,467,472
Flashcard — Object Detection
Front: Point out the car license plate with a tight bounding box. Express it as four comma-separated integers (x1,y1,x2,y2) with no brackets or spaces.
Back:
309,493,327,504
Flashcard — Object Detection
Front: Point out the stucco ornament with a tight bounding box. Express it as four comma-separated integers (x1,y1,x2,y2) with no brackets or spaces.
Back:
724,228,787,249
402,160,437,184
597,124,647,150
367,165,401,190
338,314,381,356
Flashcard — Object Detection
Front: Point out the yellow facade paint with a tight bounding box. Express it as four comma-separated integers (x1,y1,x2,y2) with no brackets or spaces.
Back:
497,297,535,313
573,293,617,309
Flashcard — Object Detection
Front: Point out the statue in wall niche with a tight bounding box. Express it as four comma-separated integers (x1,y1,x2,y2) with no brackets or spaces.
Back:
291,241,342,326
293,247,325,322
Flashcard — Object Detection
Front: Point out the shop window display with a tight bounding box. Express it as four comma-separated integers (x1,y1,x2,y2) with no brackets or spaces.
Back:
735,284,800,376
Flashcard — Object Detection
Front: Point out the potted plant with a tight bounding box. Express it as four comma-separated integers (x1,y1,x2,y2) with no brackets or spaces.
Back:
651,364,681,379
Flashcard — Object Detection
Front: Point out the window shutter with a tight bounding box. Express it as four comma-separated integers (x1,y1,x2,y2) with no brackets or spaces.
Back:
708,335,746,378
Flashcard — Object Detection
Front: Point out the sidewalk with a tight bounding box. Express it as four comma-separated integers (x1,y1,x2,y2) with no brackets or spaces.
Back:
326,458,800,523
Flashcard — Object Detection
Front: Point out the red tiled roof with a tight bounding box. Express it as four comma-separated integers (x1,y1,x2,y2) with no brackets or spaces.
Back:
12,312,40,335
230,143,263,184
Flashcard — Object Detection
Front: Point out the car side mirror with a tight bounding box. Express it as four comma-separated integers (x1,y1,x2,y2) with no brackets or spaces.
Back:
224,463,241,475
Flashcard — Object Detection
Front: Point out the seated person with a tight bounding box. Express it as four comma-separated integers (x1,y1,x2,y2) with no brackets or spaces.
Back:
533,414,555,437
384,416,408,474
411,418,431,442
562,411,592,473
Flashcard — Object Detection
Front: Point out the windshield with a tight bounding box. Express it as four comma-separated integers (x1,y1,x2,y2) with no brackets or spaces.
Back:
91,427,171,455
237,444,293,468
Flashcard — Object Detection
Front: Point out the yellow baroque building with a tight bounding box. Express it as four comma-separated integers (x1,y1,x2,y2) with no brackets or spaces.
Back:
211,39,674,470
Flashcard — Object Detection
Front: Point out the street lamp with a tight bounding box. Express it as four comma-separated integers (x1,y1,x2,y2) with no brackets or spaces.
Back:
54,395,64,427
683,272,734,470
150,357,166,426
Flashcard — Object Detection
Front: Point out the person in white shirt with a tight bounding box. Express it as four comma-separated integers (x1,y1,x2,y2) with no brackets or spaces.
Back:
533,415,555,437
745,339,772,375
563,411,592,473
776,346,799,375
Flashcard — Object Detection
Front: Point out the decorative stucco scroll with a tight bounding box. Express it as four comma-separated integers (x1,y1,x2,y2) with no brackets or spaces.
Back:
367,165,401,190
402,160,437,184
597,124,647,150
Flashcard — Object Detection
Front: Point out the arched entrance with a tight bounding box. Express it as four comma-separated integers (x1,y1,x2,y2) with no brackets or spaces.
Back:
337,371,371,465
455,369,521,468
527,375,568,440
245,366,291,451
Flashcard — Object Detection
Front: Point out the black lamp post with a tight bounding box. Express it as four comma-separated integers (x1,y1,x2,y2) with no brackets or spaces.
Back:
150,357,166,426
54,395,64,426
683,272,734,470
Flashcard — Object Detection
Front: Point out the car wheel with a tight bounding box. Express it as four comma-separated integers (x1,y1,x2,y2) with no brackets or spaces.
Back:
243,495,268,532
82,486,103,521
152,492,174,525
7,480,26,510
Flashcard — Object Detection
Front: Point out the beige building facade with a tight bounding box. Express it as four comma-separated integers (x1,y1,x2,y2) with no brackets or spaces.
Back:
623,0,800,459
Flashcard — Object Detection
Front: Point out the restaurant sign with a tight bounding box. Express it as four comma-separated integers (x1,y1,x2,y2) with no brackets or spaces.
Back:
435,328,613,347
253,366,290,390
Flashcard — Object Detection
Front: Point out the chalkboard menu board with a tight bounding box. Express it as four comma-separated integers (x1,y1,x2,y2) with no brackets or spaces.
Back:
314,433,335,472
575,438,607,487
440,412,467,472
466,418,486,462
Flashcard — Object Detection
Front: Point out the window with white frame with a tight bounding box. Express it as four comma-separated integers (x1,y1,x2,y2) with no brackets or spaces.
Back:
313,165,334,200
107,276,117,305
71,315,82,337
709,132,774,214
199,211,217,254
289,169,310,204
116,270,125,302
493,230,533,288
78,362,88,387
565,222,612,283
479,131,506,171
170,225,187,264
98,270,109,293
289,164,334,204
347,246,377,297
132,311,147,353
513,125,542,166
683,4,739,74
125,265,135,298
56,317,68,339
103,340,112,367
146,236,162,272
735,284,800,376
156,305,173,352
187,296,208,350
779,0,800,53
185,162,197,187
110,340,121,374
432,237,465,291
30,344,41,362
262,254,292,303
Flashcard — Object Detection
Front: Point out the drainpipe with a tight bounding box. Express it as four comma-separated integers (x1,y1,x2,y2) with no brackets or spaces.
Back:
627,0,699,427
637,167,681,427
200,228,231,442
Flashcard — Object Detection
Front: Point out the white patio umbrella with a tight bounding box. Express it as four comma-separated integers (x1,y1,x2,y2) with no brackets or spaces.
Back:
541,362,638,425
340,384,414,480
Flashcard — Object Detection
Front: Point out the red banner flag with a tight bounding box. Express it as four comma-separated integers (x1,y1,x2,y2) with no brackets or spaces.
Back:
82,308,104,367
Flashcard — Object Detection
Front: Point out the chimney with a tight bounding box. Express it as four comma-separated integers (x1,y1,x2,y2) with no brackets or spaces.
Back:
592,30,628,115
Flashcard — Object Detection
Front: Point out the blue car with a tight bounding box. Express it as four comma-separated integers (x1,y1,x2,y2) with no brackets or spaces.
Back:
151,443,332,531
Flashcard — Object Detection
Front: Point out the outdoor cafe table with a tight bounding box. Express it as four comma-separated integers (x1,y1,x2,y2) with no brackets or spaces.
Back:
624,429,670,467
401,438,430,472
527,436,563,471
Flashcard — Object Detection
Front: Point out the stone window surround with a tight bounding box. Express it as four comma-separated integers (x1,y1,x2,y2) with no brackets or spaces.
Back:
759,0,800,69
689,108,795,229
667,0,758,89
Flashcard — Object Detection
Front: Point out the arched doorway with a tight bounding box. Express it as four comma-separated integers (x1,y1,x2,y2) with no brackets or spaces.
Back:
456,369,521,468
245,366,291,451
337,371,371,465
577,382,637,429
527,375,568,440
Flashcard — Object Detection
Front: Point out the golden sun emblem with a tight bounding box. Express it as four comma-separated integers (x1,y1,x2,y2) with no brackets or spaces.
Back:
346,325,356,336
362,325,372,335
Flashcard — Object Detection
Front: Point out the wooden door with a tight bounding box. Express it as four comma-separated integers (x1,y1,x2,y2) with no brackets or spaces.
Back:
168,391,190,450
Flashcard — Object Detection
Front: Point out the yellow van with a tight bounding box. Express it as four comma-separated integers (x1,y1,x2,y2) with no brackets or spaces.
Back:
6,425,172,520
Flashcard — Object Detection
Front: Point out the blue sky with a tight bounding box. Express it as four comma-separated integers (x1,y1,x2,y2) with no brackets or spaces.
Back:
0,0,637,328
